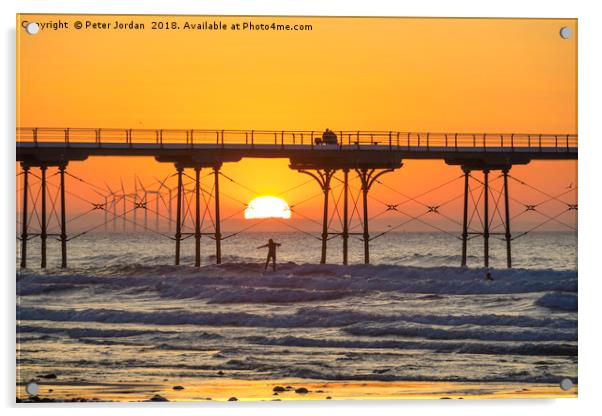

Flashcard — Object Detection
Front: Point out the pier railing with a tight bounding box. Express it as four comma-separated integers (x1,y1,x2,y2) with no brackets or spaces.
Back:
16,128,578,151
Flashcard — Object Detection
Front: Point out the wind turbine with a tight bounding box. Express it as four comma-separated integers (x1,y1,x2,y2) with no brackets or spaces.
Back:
153,174,172,232
133,176,138,232
104,182,118,232
120,178,127,232
137,176,149,231
89,186,109,233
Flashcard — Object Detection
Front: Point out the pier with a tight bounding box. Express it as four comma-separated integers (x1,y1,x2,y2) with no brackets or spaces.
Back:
16,128,577,269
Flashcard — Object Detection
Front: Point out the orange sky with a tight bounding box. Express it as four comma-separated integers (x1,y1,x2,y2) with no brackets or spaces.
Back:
16,15,577,232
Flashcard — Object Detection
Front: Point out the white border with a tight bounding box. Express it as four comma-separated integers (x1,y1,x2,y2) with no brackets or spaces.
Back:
3,1,601,415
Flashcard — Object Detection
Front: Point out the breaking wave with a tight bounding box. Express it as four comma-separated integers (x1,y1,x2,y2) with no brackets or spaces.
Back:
536,292,578,311
17,263,578,301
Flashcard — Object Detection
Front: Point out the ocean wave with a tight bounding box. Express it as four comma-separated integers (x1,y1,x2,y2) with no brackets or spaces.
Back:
343,323,577,342
245,335,577,357
536,292,578,311
17,263,578,300
17,324,170,339
17,305,576,331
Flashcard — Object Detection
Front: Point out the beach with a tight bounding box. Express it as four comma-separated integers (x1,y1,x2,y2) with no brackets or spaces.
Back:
17,379,577,402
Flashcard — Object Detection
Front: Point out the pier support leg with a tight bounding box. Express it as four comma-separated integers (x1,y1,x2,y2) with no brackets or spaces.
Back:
297,169,336,264
461,168,470,267
360,173,370,264
194,167,201,267
168,189,173,233
20,165,29,269
174,166,183,265
483,169,490,268
59,165,68,268
214,167,222,264
40,166,47,268
503,168,512,268
342,169,349,265
320,174,332,264
356,168,395,265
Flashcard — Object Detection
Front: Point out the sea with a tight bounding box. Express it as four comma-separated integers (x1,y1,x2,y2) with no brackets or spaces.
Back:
16,231,577,386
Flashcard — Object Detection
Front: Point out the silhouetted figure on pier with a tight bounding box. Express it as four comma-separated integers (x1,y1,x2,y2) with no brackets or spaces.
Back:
315,128,338,145
258,238,281,271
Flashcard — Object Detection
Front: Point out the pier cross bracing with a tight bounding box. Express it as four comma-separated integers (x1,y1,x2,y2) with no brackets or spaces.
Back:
16,128,577,269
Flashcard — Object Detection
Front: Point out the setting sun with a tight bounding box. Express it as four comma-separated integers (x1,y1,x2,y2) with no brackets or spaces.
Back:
244,196,292,219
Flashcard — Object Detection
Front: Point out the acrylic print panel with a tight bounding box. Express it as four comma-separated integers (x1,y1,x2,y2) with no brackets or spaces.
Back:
16,15,577,402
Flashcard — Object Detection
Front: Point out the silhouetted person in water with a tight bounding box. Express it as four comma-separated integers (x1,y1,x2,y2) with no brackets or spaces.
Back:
257,238,281,271
485,271,494,281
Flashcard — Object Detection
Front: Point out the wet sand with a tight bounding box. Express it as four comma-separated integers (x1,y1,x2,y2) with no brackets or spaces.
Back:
16,378,578,402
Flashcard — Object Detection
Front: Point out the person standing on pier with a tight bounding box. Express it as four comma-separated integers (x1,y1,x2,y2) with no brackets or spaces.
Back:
257,238,281,271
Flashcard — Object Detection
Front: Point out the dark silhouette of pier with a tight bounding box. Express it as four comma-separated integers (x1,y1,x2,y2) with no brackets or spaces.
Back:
16,128,577,269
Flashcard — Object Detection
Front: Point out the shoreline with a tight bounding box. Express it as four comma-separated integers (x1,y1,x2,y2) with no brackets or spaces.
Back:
16,378,578,402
